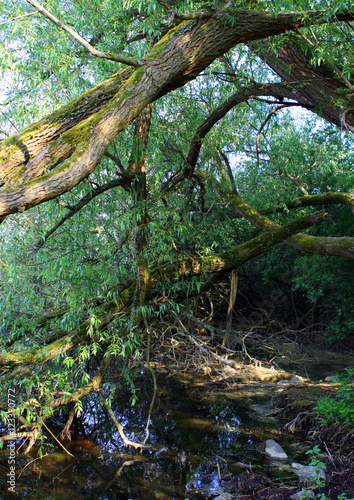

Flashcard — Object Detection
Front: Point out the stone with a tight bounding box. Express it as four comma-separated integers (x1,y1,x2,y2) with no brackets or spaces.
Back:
265,439,288,460
214,494,235,500
290,491,315,499
277,379,291,386
277,375,304,386
291,463,326,485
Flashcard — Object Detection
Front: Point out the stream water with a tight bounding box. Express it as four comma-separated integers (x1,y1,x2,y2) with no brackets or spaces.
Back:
0,371,313,500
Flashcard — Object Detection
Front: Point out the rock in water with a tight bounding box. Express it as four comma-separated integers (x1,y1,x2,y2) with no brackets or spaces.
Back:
265,439,288,460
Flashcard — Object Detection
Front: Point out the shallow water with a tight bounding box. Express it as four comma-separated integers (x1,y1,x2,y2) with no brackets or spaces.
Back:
0,374,307,499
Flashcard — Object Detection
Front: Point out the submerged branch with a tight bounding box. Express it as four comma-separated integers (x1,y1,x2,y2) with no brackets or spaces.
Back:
99,393,151,449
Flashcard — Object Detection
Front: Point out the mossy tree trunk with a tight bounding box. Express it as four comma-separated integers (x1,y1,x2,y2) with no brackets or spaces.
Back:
1,8,353,220
129,104,153,324
0,207,325,373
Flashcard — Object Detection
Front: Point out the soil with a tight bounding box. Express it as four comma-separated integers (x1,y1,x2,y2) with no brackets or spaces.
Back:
229,465,354,499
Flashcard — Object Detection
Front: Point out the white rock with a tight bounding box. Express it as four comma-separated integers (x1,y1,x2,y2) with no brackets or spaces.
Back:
214,494,235,500
265,439,288,460
291,463,326,484
278,375,304,386
277,379,291,386
290,491,315,499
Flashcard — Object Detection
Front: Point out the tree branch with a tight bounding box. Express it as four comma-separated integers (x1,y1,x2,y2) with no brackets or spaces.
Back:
2,8,354,218
25,0,141,67
220,186,354,260
186,84,303,175
34,176,131,250
265,191,354,213
0,209,326,373
250,37,354,126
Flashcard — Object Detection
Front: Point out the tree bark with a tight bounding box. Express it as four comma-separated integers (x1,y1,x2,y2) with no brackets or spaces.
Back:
1,8,353,219
220,186,354,260
250,37,353,126
129,104,153,322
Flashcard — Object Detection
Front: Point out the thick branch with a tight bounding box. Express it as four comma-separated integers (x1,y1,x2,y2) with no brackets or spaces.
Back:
221,186,354,259
0,210,325,371
186,83,299,172
2,7,353,219
129,103,152,322
250,37,353,126
162,83,300,193
265,191,354,214
0,292,130,369
171,209,326,277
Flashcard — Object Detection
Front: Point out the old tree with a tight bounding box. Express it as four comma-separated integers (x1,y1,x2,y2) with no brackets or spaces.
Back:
0,0,353,450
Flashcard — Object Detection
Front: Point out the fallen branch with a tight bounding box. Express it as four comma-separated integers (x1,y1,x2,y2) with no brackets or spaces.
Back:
173,312,242,369
42,421,74,457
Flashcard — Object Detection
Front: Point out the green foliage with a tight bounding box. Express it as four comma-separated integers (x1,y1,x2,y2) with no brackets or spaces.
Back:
314,368,354,428
299,446,354,500
0,0,354,454
293,255,354,341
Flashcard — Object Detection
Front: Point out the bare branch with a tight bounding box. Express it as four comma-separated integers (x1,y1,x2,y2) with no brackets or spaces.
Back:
34,176,131,250
0,10,38,26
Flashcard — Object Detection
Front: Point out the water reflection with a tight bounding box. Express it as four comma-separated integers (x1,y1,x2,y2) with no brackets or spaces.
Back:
0,375,288,499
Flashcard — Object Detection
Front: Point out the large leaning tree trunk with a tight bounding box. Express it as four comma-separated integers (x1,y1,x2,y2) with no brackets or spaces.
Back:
1,7,354,221
250,36,354,127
